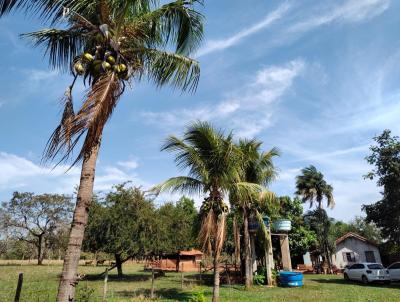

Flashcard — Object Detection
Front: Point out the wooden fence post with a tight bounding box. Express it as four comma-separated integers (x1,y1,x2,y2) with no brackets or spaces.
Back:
150,267,155,299
102,268,108,301
14,273,23,302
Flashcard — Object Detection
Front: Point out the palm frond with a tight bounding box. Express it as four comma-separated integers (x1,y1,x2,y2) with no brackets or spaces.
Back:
198,208,216,255
161,135,208,180
128,47,200,92
43,82,75,161
152,176,204,196
22,28,89,71
130,0,204,54
44,72,123,165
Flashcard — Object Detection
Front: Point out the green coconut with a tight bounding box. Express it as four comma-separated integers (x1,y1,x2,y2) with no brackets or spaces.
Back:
106,55,116,65
82,52,94,62
102,61,111,70
92,60,103,73
74,62,85,75
118,64,127,72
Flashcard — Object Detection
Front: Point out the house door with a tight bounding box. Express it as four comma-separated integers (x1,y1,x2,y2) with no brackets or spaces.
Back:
365,251,376,263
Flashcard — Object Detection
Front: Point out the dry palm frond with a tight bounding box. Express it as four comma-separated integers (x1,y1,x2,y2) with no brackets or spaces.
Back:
44,72,124,165
198,209,216,255
44,82,75,162
214,213,226,258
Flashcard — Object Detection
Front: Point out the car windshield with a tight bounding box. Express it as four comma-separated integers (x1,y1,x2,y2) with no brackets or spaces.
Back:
367,264,384,269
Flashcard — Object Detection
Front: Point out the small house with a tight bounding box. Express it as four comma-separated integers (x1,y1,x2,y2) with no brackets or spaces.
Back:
333,232,382,269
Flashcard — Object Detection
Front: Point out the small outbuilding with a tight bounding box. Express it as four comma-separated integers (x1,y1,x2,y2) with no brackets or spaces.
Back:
333,232,382,269
149,249,203,272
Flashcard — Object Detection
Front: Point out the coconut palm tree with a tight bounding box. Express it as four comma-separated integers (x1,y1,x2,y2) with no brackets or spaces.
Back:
295,165,334,209
155,121,259,302
230,139,278,288
0,1,203,300
295,165,335,273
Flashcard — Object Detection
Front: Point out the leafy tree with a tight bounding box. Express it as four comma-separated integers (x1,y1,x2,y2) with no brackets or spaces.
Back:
277,197,316,263
1,192,73,265
363,130,400,244
230,138,278,288
295,165,334,209
0,0,203,299
156,121,257,302
330,217,382,244
84,184,155,276
155,196,198,253
304,209,336,270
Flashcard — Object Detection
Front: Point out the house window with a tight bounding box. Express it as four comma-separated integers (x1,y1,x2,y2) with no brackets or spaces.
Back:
365,251,376,263
342,252,355,262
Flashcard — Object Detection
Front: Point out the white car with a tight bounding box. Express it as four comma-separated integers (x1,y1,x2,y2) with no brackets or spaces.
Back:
344,263,390,284
387,262,400,281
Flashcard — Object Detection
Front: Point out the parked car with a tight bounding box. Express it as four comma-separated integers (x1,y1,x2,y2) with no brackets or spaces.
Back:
387,262,400,281
343,263,390,284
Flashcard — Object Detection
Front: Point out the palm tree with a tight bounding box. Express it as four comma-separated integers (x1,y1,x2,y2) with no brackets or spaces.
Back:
295,165,334,209
155,121,258,302
295,165,335,273
230,139,278,288
0,1,203,300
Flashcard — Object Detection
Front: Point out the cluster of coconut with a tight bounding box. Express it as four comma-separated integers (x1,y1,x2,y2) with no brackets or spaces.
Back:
73,47,128,80
201,196,229,214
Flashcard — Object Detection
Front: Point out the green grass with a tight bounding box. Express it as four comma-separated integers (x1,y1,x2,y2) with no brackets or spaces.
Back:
0,263,399,302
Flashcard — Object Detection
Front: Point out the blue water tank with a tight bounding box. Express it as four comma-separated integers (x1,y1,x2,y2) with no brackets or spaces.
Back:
279,271,303,287
273,219,292,231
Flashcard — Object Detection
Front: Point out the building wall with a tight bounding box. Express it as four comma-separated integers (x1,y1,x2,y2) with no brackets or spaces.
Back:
334,238,382,268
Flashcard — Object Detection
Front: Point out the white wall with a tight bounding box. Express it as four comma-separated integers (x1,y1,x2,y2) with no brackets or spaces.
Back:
334,238,382,269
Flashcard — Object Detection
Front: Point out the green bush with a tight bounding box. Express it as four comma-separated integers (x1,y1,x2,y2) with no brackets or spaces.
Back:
253,273,265,285
188,289,206,302
76,283,95,302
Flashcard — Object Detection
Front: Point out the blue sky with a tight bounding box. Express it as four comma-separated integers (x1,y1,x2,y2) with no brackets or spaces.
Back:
0,0,399,221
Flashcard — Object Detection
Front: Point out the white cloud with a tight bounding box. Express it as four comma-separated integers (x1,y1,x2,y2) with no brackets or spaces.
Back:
142,59,305,137
196,1,291,57
0,152,147,198
289,0,390,33
117,159,139,170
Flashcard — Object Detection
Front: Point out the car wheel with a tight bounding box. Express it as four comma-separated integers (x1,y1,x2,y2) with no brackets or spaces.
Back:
384,280,391,285
344,273,349,281
362,275,368,285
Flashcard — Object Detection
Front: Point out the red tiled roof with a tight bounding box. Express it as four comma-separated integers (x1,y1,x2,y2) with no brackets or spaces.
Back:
179,249,203,256
335,232,378,247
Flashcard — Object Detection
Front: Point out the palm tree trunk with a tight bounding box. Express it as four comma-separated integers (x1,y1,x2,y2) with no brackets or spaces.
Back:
243,209,252,288
56,142,100,302
212,254,220,302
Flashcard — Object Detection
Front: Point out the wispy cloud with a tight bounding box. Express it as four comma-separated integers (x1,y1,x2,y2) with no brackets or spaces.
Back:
288,0,390,33
196,1,291,57
0,152,148,198
142,59,304,136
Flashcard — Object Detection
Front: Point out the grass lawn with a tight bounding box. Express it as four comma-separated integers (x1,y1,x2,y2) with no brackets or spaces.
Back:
0,263,399,302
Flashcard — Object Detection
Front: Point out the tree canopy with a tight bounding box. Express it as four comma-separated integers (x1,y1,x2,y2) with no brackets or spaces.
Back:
363,130,400,244
295,165,334,209
1,192,73,264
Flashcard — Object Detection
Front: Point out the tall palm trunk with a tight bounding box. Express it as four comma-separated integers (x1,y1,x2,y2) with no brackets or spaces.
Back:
212,253,220,302
57,142,100,302
243,208,252,288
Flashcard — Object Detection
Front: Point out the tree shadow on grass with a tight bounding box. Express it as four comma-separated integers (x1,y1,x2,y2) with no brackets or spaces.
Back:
310,278,400,289
84,273,151,282
184,273,213,286
116,288,192,301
